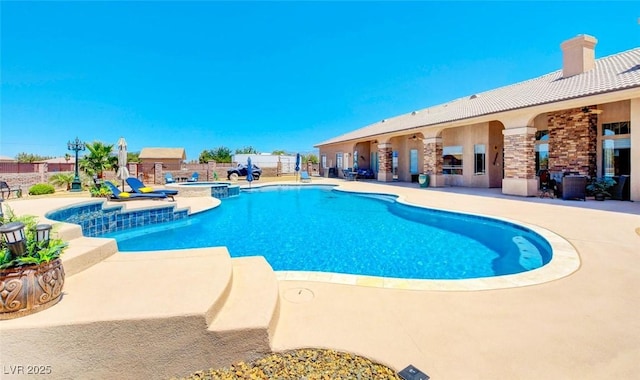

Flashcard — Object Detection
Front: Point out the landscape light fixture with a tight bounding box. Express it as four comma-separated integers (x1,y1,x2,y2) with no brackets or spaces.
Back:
35,224,53,248
398,365,430,380
0,221,27,257
68,137,86,192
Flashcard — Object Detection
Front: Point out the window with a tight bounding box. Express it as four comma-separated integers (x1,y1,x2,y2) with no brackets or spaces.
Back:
602,122,631,177
370,152,378,173
409,149,419,174
474,144,485,175
321,155,327,169
443,146,463,175
603,121,630,136
392,150,399,179
336,153,343,169
535,130,549,172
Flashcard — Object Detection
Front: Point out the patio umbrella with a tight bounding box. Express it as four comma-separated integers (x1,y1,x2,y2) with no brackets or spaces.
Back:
295,153,300,181
246,156,253,186
353,150,358,170
116,137,130,190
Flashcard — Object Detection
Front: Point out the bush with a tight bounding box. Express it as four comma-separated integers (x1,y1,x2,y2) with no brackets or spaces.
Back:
90,183,112,198
28,183,56,195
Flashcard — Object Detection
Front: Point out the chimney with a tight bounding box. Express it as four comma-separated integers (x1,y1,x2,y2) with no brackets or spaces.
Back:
561,34,597,78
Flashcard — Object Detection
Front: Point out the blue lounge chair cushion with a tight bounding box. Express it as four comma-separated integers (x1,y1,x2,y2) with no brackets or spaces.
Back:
126,177,177,200
104,181,167,200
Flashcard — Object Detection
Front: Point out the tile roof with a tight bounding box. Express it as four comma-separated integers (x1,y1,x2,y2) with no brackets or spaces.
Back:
317,47,640,146
139,147,186,160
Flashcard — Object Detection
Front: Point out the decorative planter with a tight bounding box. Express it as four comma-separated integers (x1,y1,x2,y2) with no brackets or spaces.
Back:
0,259,65,320
594,193,606,201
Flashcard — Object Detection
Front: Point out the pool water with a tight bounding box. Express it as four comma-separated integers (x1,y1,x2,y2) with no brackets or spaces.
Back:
105,185,552,280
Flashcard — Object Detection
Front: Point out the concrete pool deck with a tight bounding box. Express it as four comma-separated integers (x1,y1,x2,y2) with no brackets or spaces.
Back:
1,179,639,379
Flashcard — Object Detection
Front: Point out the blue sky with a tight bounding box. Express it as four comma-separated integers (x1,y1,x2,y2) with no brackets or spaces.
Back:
1,1,638,161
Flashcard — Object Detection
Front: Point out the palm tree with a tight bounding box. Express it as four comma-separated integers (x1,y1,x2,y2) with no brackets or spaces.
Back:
48,172,75,191
79,141,118,178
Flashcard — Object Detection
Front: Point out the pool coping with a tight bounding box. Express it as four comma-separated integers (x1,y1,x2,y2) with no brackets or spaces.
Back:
274,187,580,291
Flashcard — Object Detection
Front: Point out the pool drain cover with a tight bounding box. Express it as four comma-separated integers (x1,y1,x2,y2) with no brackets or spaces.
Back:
283,288,314,303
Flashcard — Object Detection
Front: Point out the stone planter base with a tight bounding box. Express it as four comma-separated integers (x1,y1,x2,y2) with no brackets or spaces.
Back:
0,259,65,320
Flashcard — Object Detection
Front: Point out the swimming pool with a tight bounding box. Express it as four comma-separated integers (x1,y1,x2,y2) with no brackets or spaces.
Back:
103,185,552,280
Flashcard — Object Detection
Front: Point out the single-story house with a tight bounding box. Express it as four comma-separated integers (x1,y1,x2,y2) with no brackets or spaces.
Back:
316,34,639,201
139,148,186,167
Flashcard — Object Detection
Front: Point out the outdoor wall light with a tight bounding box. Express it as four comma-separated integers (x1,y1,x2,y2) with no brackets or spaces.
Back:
581,106,603,115
0,221,27,257
398,364,429,380
35,224,53,247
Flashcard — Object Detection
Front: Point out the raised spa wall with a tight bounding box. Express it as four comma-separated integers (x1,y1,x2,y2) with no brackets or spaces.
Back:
46,201,189,237
169,182,240,198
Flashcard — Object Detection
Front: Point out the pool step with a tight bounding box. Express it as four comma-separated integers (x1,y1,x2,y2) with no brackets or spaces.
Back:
207,256,280,351
61,236,119,277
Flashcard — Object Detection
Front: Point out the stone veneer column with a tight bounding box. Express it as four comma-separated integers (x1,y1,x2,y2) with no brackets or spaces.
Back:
39,162,47,184
423,137,443,187
502,127,537,196
547,107,597,177
128,163,138,179
377,143,393,182
154,162,163,185
207,160,217,181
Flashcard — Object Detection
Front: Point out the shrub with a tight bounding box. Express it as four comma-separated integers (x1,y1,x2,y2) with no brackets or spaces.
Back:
48,172,75,190
90,183,112,197
586,177,616,196
28,183,56,196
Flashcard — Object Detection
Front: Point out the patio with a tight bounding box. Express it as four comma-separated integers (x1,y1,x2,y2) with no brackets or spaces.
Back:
1,179,638,379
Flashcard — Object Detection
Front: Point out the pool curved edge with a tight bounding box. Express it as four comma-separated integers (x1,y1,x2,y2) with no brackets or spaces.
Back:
276,221,580,291
275,185,580,291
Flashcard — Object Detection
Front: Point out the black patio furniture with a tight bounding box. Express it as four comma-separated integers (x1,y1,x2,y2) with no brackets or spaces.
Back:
561,175,587,201
610,175,631,201
0,181,22,199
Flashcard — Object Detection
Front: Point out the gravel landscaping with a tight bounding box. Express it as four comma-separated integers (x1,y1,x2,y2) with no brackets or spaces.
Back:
175,348,401,380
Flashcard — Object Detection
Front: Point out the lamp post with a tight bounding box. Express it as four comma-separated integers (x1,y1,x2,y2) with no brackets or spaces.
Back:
67,137,86,192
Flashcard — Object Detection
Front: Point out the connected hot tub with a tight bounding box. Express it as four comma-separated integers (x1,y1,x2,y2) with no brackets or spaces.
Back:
169,182,241,199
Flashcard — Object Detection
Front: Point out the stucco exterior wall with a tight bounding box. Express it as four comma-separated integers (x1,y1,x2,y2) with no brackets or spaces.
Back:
441,123,492,187
387,136,423,182
488,121,505,188
630,98,639,201
353,142,372,171
318,142,355,177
